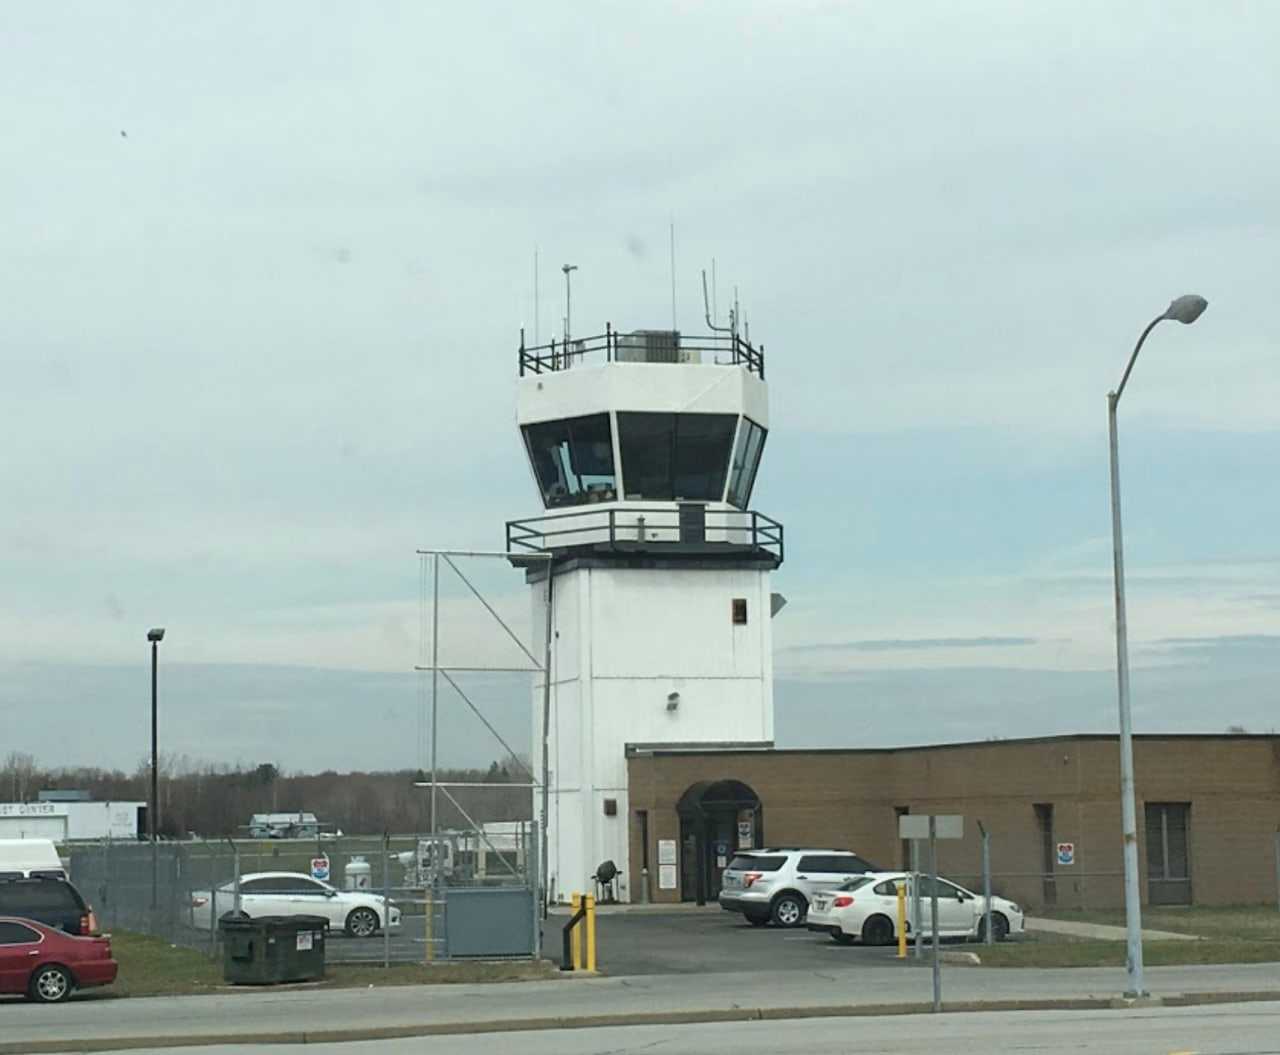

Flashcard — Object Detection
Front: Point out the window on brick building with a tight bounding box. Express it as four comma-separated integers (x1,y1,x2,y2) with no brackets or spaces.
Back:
1145,802,1192,905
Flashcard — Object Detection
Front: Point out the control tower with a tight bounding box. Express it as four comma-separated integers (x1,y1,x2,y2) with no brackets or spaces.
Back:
509,324,783,903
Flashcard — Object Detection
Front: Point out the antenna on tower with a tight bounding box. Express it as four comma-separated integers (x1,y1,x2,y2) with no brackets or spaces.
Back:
669,220,677,332
533,247,540,345
702,267,732,337
562,263,578,342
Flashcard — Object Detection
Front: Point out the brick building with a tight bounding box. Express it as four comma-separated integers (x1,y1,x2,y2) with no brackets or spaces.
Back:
624,734,1280,911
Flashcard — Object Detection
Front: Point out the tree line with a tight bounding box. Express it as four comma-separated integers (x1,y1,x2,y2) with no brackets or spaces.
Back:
2,751,531,838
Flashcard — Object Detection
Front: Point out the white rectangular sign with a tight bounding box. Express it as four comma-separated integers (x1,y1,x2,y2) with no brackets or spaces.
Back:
657,839,677,865
658,864,677,889
898,814,964,840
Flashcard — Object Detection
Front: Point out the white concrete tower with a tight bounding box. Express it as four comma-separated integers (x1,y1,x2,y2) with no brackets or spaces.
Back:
509,326,782,903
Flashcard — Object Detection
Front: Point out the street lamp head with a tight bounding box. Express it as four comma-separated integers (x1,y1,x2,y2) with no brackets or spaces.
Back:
147,627,166,643
1164,294,1208,325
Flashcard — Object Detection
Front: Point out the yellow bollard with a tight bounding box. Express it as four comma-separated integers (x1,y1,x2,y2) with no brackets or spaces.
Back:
896,881,907,959
571,893,583,970
585,894,597,972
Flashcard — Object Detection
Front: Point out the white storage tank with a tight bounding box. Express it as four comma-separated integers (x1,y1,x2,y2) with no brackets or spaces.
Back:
344,855,371,890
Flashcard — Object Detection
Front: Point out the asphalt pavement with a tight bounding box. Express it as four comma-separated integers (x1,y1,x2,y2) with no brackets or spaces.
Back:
103,1002,1280,1055
328,905,912,968
7,961,1280,1053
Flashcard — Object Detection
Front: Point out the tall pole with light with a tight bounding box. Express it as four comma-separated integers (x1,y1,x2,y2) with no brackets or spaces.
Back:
1107,293,1207,998
147,627,166,911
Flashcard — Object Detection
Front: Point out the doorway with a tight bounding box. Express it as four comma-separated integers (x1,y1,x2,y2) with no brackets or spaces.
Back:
676,780,763,903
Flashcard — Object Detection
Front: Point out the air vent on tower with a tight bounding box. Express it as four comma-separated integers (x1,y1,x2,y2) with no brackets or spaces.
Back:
615,329,699,364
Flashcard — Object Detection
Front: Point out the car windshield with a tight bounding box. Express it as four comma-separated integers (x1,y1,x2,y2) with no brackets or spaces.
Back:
726,855,786,872
836,876,877,893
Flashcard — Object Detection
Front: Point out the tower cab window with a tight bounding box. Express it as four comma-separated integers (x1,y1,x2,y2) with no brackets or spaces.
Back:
617,412,737,502
726,418,767,509
523,413,617,507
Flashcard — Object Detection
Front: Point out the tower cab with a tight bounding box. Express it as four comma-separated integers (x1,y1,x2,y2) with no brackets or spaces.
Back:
509,324,783,904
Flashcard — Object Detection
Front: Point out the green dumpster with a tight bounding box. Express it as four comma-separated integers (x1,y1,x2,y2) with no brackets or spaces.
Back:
219,914,328,985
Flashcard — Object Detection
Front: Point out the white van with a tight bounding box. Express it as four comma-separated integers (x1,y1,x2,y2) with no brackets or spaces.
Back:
0,838,67,879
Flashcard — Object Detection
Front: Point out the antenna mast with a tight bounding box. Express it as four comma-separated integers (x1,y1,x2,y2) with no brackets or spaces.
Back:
669,221,677,332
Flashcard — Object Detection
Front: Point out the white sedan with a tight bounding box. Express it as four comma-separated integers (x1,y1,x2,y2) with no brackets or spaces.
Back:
190,871,401,938
806,871,1023,945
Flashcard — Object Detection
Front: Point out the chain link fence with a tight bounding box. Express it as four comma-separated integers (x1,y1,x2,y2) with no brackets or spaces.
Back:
66,824,540,964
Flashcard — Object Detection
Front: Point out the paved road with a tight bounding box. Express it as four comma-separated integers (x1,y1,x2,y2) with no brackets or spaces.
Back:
7,962,1280,1053
108,1002,1280,1055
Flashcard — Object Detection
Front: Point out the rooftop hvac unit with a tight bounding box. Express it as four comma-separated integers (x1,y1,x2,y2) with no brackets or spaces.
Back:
616,329,682,364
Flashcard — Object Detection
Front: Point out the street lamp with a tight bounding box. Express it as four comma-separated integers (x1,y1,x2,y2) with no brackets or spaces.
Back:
1107,293,1207,998
147,627,165,910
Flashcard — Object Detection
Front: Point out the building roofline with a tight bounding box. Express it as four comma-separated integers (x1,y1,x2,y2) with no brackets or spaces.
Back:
625,731,1279,759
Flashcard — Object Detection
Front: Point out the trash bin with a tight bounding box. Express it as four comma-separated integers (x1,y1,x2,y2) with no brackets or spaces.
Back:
218,913,328,985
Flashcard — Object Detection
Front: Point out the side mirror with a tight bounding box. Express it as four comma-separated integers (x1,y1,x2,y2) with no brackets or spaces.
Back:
325,889,338,898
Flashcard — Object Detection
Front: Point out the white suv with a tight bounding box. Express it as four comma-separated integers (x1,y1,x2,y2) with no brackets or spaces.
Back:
718,848,878,928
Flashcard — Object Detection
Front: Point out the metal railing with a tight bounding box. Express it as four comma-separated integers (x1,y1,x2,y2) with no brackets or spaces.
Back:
518,324,765,379
507,505,783,563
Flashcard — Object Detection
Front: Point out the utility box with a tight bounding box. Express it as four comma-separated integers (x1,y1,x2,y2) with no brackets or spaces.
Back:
219,914,327,985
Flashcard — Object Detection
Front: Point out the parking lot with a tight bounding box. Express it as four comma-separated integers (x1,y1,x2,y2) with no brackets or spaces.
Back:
592,906,912,976
325,904,921,970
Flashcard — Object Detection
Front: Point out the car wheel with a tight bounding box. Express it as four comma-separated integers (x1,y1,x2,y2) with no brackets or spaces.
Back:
831,931,856,946
861,914,895,946
345,907,379,938
770,892,807,928
29,965,73,1003
745,913,769,927
978,912,1010,943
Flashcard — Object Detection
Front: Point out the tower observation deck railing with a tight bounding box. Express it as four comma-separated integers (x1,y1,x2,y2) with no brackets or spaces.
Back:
507,505,783,565
518,324,765,379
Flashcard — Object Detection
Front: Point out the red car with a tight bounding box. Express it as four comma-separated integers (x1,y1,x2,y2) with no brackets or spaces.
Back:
0,917,117,1002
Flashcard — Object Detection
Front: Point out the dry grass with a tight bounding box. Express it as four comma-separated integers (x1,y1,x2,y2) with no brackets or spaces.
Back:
105,930,555,998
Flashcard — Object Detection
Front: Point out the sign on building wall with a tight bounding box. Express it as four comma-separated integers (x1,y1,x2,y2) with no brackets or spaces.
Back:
310,855,331,881
1056,842,1075,866
657,839,677,890
737,819,753,848
0,803,60,817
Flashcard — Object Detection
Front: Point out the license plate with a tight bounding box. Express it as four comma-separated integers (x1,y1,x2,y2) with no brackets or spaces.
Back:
724,875,740,888
813,899,828,911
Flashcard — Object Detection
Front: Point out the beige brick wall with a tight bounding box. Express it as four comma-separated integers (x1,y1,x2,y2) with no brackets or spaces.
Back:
627,735,1280,909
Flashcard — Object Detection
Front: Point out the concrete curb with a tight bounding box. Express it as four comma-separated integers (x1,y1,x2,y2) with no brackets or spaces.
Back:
7,990,1280,1053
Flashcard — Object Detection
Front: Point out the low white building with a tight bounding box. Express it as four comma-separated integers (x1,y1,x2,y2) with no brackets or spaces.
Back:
0,800,144,842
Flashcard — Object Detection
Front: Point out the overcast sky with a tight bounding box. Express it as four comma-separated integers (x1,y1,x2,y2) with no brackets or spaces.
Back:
3,2,1278,776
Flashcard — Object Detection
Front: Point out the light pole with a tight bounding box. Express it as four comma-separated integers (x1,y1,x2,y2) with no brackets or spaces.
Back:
1108,293,1207,998
147,627,165,911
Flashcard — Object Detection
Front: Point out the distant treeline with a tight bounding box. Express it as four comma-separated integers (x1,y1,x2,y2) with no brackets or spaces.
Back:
2,751,532,838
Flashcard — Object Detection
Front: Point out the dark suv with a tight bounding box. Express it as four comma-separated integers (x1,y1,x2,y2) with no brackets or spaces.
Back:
0,876,97,936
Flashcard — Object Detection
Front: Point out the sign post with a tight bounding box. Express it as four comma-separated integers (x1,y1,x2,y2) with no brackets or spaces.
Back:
898,814,963,1013
978,820,992,947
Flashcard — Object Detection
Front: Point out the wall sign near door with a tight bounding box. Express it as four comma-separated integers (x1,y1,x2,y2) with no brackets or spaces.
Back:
1056,842,1075,866
657,839,677,865
658,864,677,890
737,820,753,848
